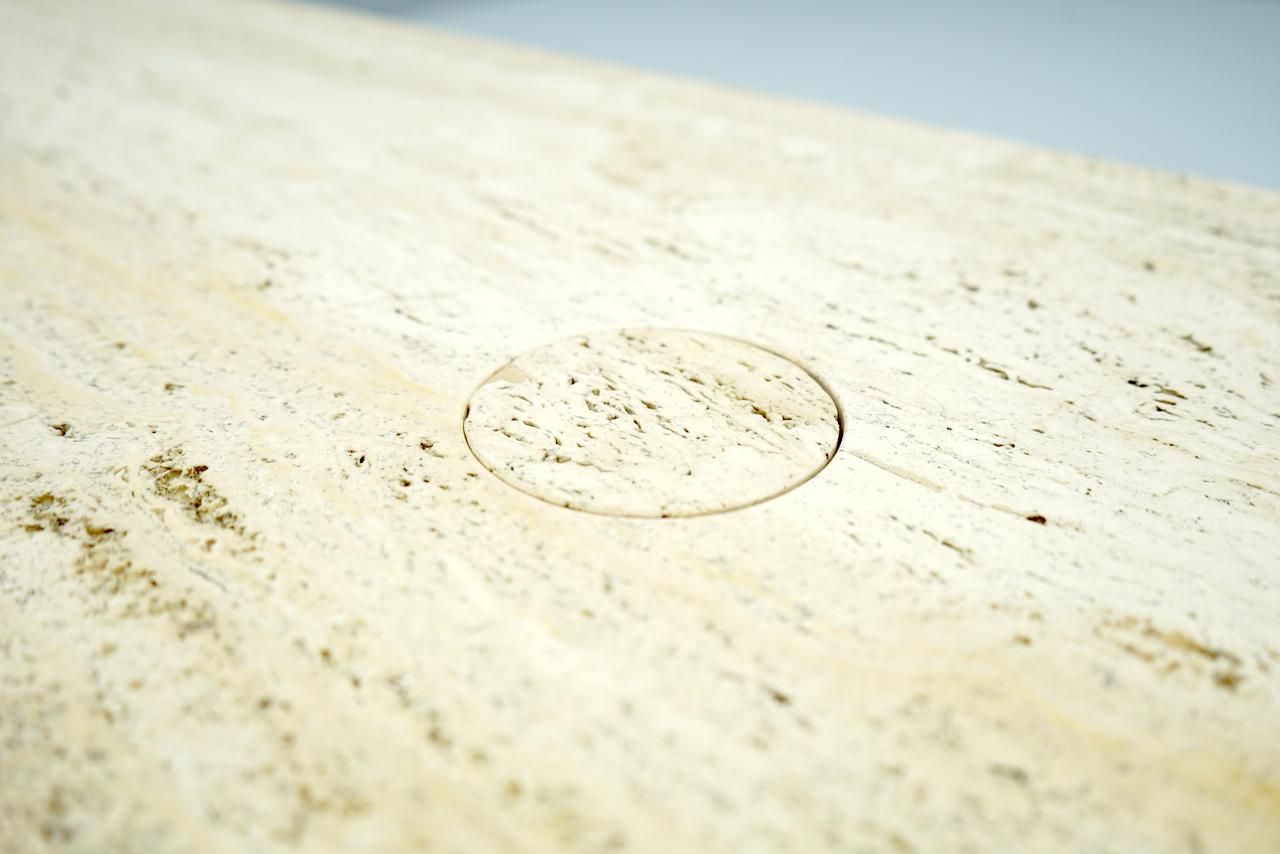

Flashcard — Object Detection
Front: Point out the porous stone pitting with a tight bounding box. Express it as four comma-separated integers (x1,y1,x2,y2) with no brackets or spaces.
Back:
464,329,841,516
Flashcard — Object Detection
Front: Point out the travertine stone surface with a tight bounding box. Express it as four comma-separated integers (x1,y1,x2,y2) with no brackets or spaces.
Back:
1,1,1279,852
464,328,840,516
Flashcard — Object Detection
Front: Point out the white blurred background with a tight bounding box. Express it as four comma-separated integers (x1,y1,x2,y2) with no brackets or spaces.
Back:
305,0,1280,190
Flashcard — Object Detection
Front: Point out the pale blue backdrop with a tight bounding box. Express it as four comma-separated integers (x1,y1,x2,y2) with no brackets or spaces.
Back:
309,0,1280,189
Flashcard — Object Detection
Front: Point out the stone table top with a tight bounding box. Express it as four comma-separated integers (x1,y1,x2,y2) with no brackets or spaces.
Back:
1,1,1278,851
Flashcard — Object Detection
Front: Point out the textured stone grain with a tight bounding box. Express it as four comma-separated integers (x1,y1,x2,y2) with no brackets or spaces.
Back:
1,1,1279,852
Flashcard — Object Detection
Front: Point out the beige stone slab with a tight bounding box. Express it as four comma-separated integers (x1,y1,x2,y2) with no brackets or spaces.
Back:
1,1,1278,851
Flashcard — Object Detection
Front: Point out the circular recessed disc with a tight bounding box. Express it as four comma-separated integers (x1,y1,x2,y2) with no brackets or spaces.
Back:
463,328,841,517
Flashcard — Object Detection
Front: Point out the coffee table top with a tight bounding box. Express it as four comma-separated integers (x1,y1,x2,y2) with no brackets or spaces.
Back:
1,1,1277,851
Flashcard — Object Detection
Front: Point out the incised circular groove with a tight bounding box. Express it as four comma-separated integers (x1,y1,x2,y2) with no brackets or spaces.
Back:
462,328,842,518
